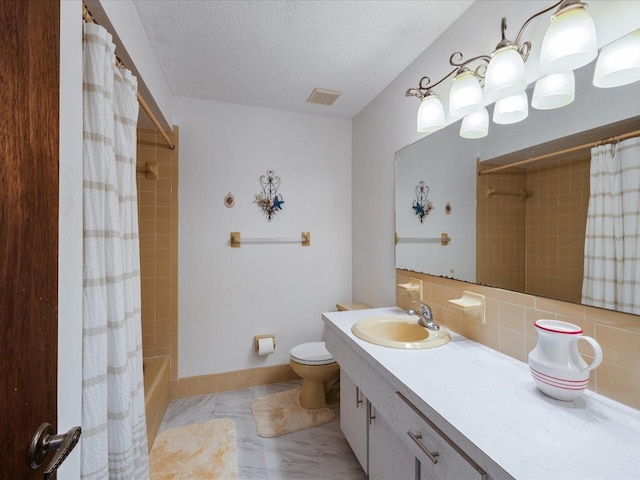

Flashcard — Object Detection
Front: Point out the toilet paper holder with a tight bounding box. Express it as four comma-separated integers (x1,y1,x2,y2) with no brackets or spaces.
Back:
254,334,276,352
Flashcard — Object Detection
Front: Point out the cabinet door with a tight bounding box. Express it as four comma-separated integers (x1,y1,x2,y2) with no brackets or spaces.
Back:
369,405,416,480
340,370,368,473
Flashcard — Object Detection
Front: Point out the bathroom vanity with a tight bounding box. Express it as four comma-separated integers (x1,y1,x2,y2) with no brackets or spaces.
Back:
323,307,640,480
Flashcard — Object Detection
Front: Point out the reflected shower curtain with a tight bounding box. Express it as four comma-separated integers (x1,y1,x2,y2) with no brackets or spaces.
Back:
82,23,148,479
582,137,640,315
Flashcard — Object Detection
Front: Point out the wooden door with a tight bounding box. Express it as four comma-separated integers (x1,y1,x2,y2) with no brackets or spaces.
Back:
0,0,60,477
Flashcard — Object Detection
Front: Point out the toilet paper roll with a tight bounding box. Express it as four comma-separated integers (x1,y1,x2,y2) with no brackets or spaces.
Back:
257,337,275,356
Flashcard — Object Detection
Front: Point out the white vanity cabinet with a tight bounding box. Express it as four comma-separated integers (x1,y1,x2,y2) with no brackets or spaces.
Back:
327,312,509,480
341,370,417,479
340,371,368,473
369,404,417,479
340,368,487,480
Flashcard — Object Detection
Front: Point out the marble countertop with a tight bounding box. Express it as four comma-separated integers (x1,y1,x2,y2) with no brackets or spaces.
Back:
323,307,640,480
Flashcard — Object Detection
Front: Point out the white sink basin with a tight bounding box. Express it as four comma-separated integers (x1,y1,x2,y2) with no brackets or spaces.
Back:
351,315,450,349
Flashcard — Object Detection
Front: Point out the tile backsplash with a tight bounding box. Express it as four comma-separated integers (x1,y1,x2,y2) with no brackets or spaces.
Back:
397,269,640,410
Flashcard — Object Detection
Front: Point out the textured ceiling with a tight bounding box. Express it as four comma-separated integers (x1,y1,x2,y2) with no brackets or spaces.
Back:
133,0,475,118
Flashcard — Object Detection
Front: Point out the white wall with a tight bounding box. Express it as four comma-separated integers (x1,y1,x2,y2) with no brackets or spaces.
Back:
174,98,352,377
352,1,640,307
395,124,477,283
58,1,83,477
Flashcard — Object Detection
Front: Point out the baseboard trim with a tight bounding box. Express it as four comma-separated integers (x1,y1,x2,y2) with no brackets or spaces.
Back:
170,364,300,399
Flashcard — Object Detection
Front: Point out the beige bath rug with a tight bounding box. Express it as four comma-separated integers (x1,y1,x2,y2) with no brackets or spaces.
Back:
149,418,238,480
251,387,335,438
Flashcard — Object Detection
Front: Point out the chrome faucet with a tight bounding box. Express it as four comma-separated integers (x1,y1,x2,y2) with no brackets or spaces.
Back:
407,301,440,331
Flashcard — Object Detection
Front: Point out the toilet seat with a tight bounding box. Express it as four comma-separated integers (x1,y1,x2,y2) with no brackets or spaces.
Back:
290,341,335,366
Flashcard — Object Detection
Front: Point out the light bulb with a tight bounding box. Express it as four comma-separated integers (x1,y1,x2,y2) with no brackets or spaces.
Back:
484,44,527,103
493,91,528,124
532,71,575,110
449,70,484,118
459,108,489,139
417,93,445,134
540,5,597,74
593,29,640,88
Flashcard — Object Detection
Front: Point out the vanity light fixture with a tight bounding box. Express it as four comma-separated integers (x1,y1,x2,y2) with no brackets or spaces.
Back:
539,1,598,74
593,29,640,88
531,71,575,109
405,1,639,138
416,92,446,134
449,68,485,117
485,1,595,102
459,107,489,139
483,18,529,104
406,52,491,133
493,91,529,125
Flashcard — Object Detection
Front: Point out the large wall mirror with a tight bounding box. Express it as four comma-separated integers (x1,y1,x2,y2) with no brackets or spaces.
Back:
395,54,640,316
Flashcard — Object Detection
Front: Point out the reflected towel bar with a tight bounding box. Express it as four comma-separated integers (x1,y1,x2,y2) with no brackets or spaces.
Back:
486,187,531,199
230,231,310,247
395,233,451,246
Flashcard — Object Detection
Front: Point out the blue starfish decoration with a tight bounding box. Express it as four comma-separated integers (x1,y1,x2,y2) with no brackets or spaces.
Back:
412,201,424,215
272,195,285,210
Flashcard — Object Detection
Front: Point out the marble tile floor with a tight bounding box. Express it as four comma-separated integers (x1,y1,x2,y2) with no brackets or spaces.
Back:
158,379,367,479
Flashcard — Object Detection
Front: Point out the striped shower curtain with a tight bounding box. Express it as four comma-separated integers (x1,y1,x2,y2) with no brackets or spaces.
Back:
82,22,149,479
582,137,640,315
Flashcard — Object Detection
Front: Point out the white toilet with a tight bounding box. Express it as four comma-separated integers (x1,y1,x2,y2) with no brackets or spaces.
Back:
290,341,340,409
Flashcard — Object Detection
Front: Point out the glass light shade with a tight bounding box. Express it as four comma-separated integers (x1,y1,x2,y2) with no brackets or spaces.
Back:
484,45,527,103
539,6,597,74
449,70,484,117
459,108,489,139
493,91,528,124
593,29,640,88
417,94,445,134
532,71,575,110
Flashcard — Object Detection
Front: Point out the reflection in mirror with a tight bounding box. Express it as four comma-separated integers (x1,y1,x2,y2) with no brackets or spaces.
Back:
477,118,640,312
395,56,640,316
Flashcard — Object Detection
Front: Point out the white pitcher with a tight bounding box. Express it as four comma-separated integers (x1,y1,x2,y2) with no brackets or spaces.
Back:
528,319,603,401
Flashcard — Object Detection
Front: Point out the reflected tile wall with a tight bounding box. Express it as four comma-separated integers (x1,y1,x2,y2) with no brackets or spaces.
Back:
477,152,590,304
476,166,527,293
525,153,590,303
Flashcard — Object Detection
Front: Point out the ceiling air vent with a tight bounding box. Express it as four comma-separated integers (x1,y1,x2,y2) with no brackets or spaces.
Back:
307,88,342,106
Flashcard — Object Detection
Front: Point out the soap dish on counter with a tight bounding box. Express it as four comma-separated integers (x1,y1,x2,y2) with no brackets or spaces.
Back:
448,291,486,324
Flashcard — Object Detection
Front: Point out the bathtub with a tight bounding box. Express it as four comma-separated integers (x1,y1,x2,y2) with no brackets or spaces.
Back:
143,356,170,451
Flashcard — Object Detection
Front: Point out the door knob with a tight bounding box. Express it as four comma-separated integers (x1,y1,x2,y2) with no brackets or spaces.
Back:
29,423,81,479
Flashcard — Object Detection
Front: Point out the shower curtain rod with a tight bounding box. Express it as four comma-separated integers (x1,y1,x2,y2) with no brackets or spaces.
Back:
82,4,176,150
478,128,640,176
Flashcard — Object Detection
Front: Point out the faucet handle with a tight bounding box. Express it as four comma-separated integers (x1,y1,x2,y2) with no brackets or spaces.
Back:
411,300,431,314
